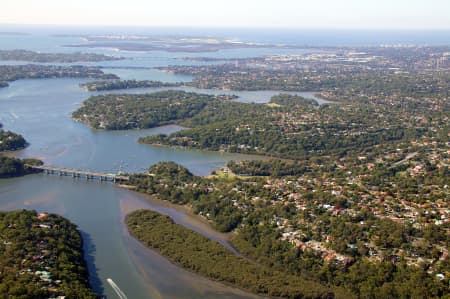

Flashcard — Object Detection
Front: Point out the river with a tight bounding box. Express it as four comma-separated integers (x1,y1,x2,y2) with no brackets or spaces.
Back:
0,75,279,298
0,175,262,299
0,29,325,298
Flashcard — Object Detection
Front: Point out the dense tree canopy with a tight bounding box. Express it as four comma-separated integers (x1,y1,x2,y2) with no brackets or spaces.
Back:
0,124,27,152
0,210,98,298
127,209,351,299
0,157,42,178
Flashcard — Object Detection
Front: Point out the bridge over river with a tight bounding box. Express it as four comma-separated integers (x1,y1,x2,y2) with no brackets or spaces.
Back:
26,165,130,182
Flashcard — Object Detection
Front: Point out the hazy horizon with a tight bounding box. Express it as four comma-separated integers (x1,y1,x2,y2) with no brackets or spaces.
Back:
1,23,449,47
1,0,450,30
3,24,450,31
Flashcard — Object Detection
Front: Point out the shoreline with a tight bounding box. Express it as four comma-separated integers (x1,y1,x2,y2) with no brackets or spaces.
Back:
139,141,297,163
125,210,346,299
117,181,263,263
124,221,266,299
118,184,233,240
0,145,28,154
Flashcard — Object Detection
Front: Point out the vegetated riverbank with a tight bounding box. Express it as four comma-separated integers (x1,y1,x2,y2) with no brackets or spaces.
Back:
126,209,352,299
0,210,99,298
75,89,421,161
0,156,43,178
79,80,183,91
118,186,244,256
123,158,450,298
137,138,277,164
72,90,237,130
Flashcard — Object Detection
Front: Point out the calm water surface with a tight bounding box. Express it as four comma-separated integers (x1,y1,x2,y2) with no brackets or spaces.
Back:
1,26,448,298
0,78,285,174
0,175,261,299
0,30,326,299
0,72,269,298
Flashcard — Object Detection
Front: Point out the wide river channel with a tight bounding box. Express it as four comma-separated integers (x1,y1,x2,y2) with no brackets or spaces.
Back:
0,30,328,298
0,76,325,298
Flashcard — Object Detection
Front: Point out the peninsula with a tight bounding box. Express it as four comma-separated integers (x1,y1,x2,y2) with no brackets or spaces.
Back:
0,157,43,178
0,210,98,298
0,49,123,63
124,156,449,298
0,123,27,151
0,65,118,88
72,90,237,130
127,209,351,299
80,79,182,91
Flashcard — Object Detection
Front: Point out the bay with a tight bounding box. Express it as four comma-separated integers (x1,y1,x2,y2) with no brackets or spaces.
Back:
0,28,328,299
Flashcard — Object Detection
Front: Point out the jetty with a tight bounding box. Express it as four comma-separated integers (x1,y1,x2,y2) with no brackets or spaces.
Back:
26,165,130,182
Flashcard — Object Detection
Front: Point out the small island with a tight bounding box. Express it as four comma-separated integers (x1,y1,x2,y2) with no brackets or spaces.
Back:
0,210,98,298
80,79,182,91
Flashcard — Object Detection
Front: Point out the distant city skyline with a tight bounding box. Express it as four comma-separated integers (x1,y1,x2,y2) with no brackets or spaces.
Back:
1,0,450,30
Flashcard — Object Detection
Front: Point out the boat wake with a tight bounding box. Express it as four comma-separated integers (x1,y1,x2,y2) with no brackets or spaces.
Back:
106,278,128,299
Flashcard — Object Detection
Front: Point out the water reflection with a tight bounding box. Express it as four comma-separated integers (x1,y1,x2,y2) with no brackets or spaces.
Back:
80,230,105,295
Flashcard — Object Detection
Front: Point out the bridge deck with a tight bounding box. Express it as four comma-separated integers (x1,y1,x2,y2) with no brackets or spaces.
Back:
27,165,130,181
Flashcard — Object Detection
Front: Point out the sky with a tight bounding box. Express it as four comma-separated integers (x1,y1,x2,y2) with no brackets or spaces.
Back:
1,0,450,30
